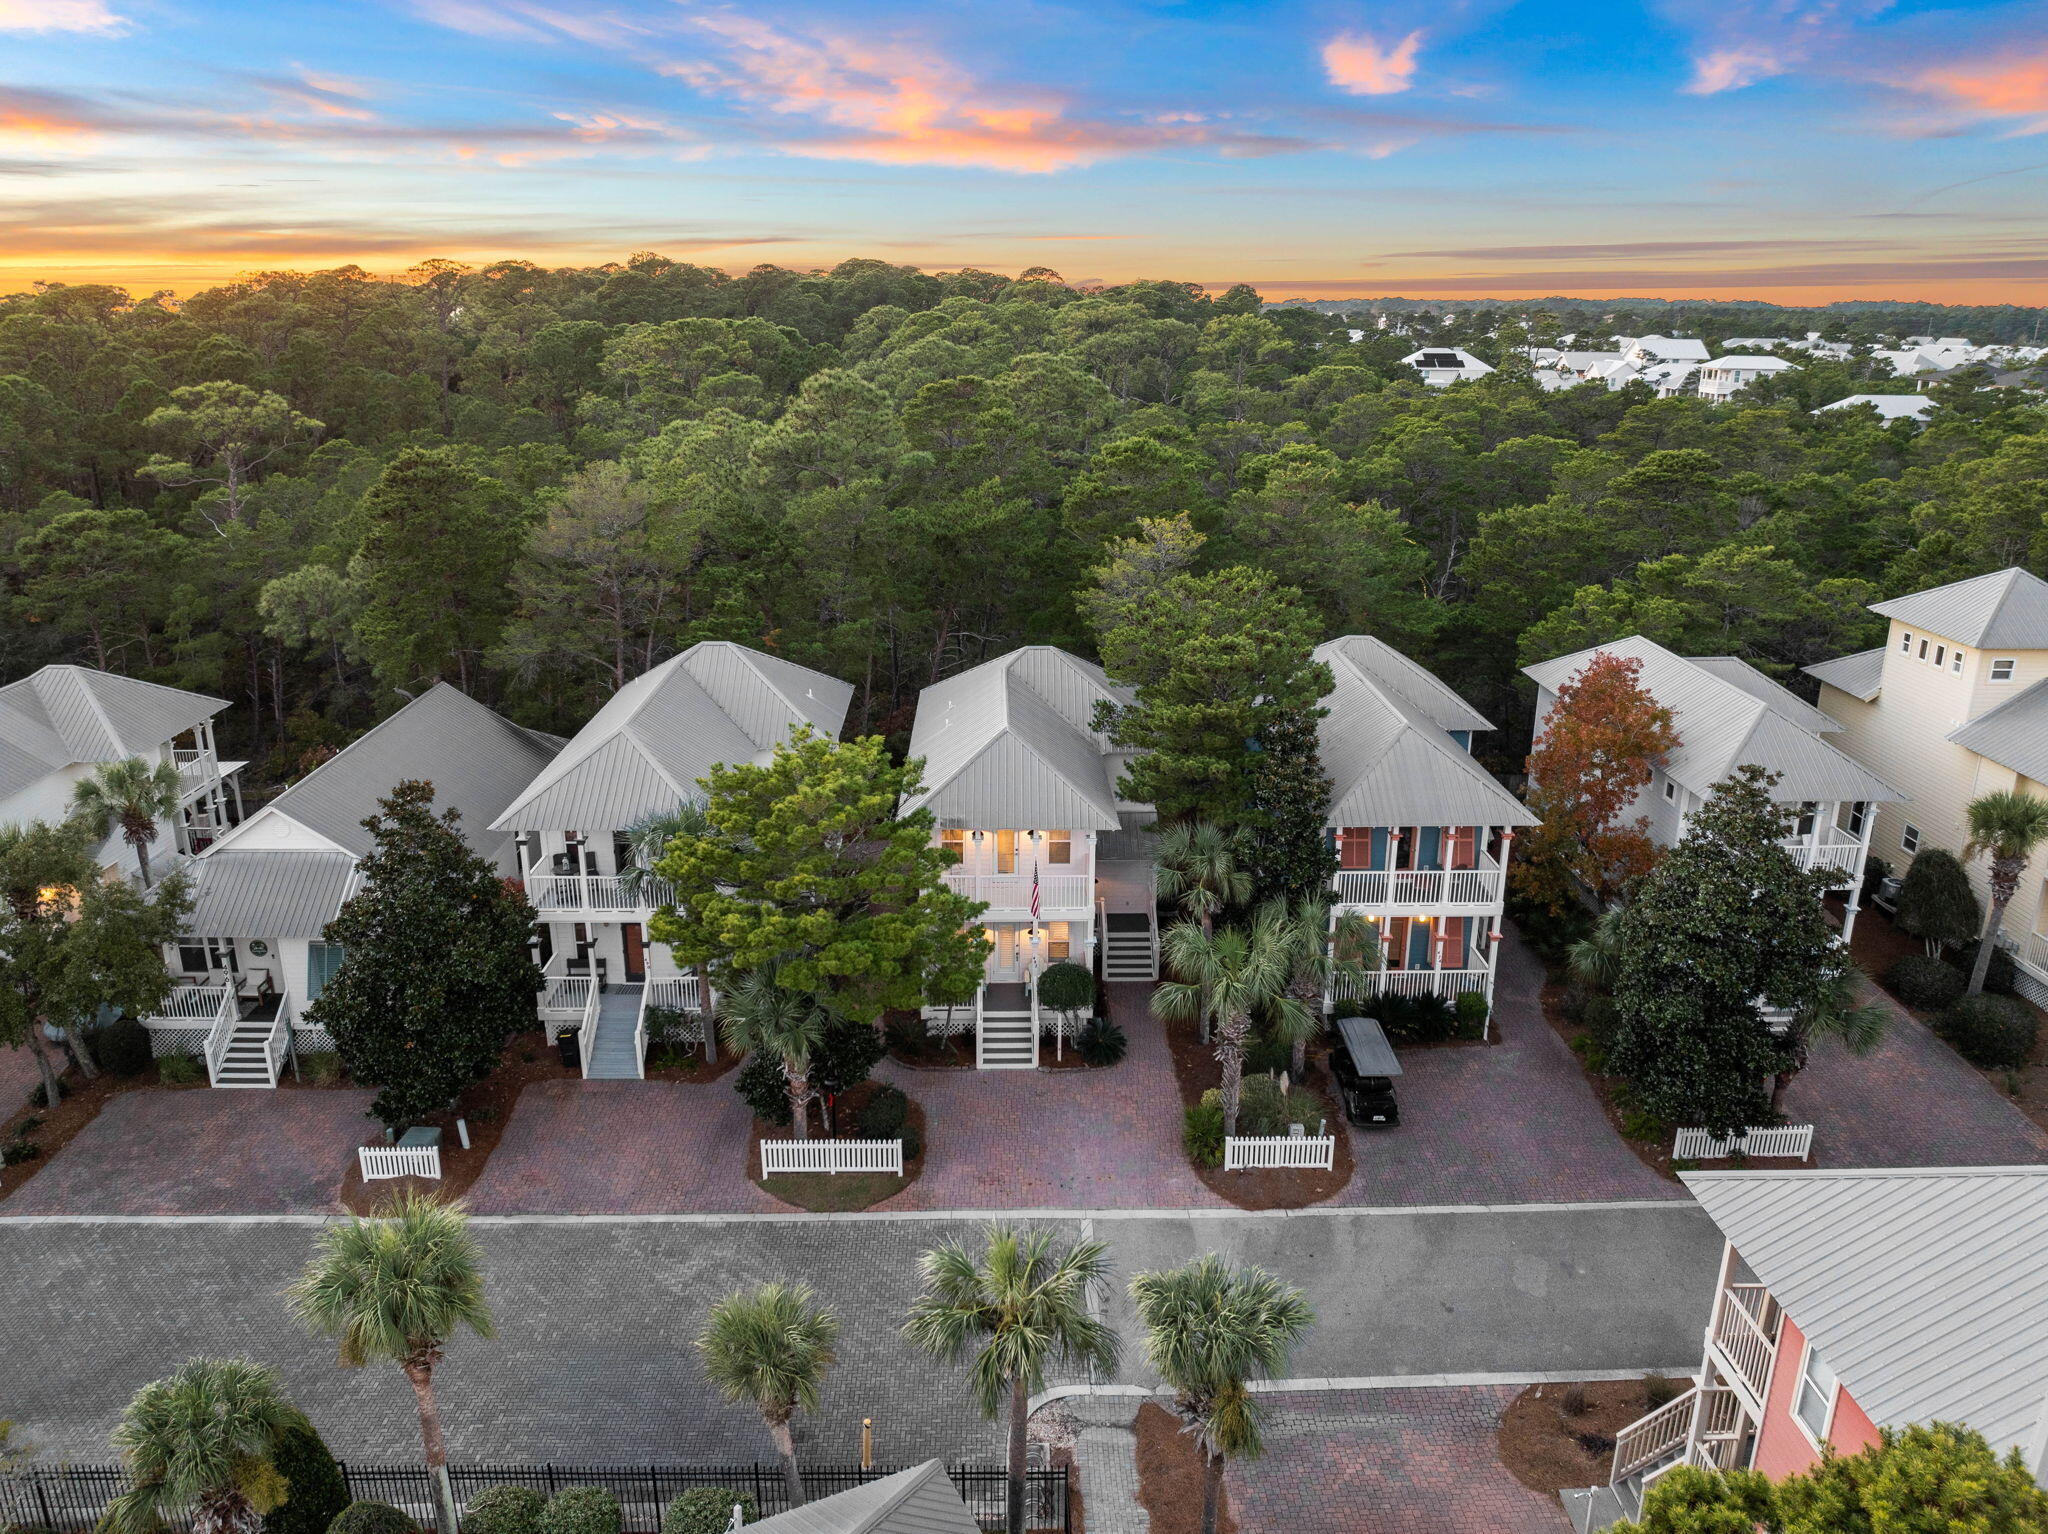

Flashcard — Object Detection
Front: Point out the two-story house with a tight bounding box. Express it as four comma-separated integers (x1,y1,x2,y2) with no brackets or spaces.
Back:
1318,636,1539,1017
1695,354,1799,401
1572,1164,2048,1532
0,664,244,877
488,641,853,1080
1807,567,2048,1004
897,646,1157,1068
143,682,562,1086
1525,636,1902,941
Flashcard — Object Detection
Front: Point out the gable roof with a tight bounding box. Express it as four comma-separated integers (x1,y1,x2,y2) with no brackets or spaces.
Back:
1803,647,1885,702
1318,636,1538,830
234,683,563,863
1815,394,1936,421
744,1462,978,1534
1870,567,2048,650
1685,1166,2048,1460
899,647,1131,830
0,666,226,802
1523,635,1902,805
490,644,853,831
1947,676,2048,786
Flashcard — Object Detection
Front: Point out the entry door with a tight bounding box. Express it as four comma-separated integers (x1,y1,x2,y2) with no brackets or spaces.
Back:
622,924,647,983
988,928,1024,982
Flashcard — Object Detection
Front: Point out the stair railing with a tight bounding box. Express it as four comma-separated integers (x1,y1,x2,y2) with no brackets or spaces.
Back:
201,987,238,1085
262,991,293,1086
578,982,601,1080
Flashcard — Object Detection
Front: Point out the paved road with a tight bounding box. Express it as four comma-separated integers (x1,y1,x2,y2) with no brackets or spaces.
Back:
1,1203,1717,1469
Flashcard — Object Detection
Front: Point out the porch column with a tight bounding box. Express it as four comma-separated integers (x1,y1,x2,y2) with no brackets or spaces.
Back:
1481,918,1501,1041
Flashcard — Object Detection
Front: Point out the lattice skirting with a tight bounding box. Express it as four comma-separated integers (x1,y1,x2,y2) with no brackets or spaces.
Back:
143,1027,207,1058
291,1026,339,1055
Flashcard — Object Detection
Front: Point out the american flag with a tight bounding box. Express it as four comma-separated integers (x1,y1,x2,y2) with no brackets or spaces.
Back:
1030,857,1041,924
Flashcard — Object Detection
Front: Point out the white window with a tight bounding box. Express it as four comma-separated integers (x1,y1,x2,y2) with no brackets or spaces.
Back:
1902,824,1921,854
1663,779,1677,803
1994,658,2017,682
1793,1340,1839,1440
178,937,237,975
1952,649,1966,675
1900,631,1913,653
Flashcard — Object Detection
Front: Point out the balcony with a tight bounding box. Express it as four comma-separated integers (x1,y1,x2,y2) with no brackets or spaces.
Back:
1777,826,1863,882
1331,855,1505,912
1336,967,1493,1004
524,864,674,917
942,870,1093,915
1708,1282,1779,1409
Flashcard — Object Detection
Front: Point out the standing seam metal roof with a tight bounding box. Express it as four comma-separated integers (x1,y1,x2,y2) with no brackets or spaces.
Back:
185,850,359,939
1802,648,1885,702
1870,567,2048,650
1946,676,2048,786
742,1462,978,1534
0,666,226,801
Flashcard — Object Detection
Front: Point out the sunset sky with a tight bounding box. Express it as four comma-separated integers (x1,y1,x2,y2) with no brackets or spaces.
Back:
4,0,2047,303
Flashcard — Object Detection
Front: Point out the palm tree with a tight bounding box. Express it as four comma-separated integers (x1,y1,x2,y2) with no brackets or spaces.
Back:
718,970,830,1139
1152,907,1308,1137
1128,1255,1314,1534
1268,894,1376,1077
1565,908,1625,994
287,1193,495,1534
70,756,184,887
903,1225,1120,1534
1963,790,2048,994
104,1358,305,1534
697,1282,840,1509
1771,967,1888,1110
1154,822,1253,1042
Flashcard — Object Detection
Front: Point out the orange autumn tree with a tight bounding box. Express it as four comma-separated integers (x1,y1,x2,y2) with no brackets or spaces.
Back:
1515,652,1680,911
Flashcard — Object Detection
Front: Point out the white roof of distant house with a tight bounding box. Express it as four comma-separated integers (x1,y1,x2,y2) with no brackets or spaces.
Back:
1523,635,1902,804
1803,648,1885,702
490,643,852,831
1399,347,1493,376
1685,1165,2048,1460
1627,335,1711,363
745,1461,978,1534
899,647,1134,830
1816,394,1936,422
1317,636,1538,830
1722,336,1793,350
0,665,226,802
1869,567,2048,650
1704,355,1800,371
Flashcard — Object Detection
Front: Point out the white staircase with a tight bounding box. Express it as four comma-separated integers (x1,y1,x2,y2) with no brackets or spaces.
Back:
1101,912,1158,982
584,986,644,1079
977,983,1038,1068
211,1022,280,1088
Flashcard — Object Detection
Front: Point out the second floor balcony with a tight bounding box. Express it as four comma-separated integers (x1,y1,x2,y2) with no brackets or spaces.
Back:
941,868,1094,914
1331,854,1505,912
524,859,674,917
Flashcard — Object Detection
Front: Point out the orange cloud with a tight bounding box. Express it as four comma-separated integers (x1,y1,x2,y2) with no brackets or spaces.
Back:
1916,51,2048,128
0,0,124,33
1322,30,1424,96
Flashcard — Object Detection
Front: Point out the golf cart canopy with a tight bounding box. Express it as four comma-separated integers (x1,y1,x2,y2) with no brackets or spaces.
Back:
1337,1015,1402,1078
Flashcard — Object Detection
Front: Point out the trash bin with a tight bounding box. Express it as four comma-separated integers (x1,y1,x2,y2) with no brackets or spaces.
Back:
556,1030,581,1070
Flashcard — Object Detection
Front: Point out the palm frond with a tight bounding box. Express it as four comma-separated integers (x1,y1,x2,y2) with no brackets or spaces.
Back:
288,1193,494,1366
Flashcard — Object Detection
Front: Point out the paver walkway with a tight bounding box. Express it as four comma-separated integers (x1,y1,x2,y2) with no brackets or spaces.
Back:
1228,1386,1568,1533
2,1086,377,1214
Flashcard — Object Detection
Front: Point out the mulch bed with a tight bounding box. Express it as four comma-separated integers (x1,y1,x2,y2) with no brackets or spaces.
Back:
1498,1377,1683,1494
1134,1401,1234,1534
751,1080,929,1212
1162,1016,1354,1210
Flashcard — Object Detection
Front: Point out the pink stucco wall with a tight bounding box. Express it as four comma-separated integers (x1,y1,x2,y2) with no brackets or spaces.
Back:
1751,1313,1882,1480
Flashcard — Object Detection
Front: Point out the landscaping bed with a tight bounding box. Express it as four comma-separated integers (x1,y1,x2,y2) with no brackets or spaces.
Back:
1162,1015,1353,1210
1498,1377,1682,1494
750,1079,928,1212
1134,1400,1235,1534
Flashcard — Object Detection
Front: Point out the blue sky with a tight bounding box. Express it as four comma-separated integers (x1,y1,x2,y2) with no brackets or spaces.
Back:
3,0,2046,300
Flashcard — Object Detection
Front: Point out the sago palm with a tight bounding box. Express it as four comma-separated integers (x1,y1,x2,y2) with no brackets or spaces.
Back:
1153,909,1307,1136
1129,1255,1314,1534
1154,822,1253,1042
1963,790,2048,994
717,970,830,1139
1268,894,1376,1077
697,1282,840,1509
104,1358,305,1534
903,1224,1120,1534
287,1193,495,1534
71,756,184,887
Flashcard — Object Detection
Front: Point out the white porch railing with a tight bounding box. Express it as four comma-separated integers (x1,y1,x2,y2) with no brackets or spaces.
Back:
1331,857,1504,910
358,1144,442,1180
524,869,675,913
263,993,293,1082
1338,968,1493,1001
2002,929,2048,977
540,970,595,1017
942,871,1092,912
200,990,239,1081
171,748,217,786
759,1139,903,1176
1777,829,1863,880
149,983,234,1023
1710,1283,1779,1406
1224,1134,1336,1171
1673,1124,1813,1160
637,975,712,1071
577,983,602,1080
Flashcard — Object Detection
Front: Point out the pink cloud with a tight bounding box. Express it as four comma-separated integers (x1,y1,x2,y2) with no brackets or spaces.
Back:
1685,45,1790,94
0,0,125,33
1321,30,1424,96
1915,50,2048,130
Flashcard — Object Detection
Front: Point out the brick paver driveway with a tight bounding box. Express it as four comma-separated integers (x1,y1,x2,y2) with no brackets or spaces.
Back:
2,1086,378,1214
1329,928,1679,1206
1228,1386,1568,1534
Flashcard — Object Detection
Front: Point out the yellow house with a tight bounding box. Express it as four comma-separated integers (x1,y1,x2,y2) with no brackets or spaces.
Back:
1808,567,2048,1003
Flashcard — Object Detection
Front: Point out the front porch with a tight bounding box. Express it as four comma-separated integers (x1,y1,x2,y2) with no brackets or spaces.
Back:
539,959,713,1082
141,979,301,1089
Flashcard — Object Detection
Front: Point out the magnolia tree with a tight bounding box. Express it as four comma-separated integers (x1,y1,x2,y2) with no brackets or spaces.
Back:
1516,651,1680,911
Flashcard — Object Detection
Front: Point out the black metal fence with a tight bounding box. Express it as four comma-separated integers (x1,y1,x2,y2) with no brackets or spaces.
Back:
1,1462,1069,1534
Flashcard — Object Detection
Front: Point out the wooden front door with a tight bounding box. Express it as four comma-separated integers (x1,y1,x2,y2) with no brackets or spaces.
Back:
622,924,646,983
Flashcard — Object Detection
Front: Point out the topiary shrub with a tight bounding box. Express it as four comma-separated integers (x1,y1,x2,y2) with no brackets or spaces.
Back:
327,1503,418,1534
462,1487,545,1534
1886,955,1968,1011
263,1422,349,1534
859,1083,909,1139
1935,994,2039,1069
1182,1101,1224,1167
97,1016,153,1077
538,1488,620,1534
661,1489,757,1534
1954,941,2020,997
1077,1016,1126,1067
1036,961,1094,1018
737,1053,795,1126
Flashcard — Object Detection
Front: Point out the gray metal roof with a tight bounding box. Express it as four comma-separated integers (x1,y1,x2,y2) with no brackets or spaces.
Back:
490,643,853,832
1524,636,1903,805
1871,567,2048,649
1318,637,1539,830
0,666,226,801
1685,1166,2048,1459
744,1462,977,1534
899,647,1132,830
1947,677,2048,785
1337,1015,1403,1077
185,849,357,939
252,683,563,863
1804,648,1885,702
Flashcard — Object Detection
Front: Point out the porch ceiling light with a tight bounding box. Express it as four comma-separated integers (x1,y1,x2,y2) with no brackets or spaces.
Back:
971,830,985,844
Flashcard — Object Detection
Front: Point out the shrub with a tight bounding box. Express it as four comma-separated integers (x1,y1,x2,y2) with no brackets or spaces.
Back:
1036,961,1095,1018
29,1078,68,1107
3,1138,40,1166
1954,941,2020,997
1182,1101,1224,1167
859,1083,909,1139
1577,993,1621,1051
1243,1029,1291,1077
327,1504,417,1534
1642,1374,1681,1410
158,1053,203,1086
1894,848,1980,954
661,1488,757,1534
643,1005,699,1047
1619,1109,1668,1143
97,1016,153,1077
1558,1384,1589,1417
1885,955,1967,1011
263,1423,349,1534
1375,992,1458,1044
1453,991,1488,1038
1077,1017,1127,1067
1329,998,1366,1021
1936,994,2038,1069
736,1054,794,1126
1208,1080,1323,1138
298,1051,343,1086
538,1487,621,1534
463,1486,545,1534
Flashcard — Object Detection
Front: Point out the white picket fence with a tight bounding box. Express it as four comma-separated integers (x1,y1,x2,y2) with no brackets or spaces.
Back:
1223,1134,1336,1171
357,1144,442,1180
759,1138,904,1177
1672,1124,1814,1161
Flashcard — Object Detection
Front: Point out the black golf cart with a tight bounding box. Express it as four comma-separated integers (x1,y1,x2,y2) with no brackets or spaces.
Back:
1330,1014,1402,1127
